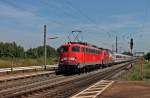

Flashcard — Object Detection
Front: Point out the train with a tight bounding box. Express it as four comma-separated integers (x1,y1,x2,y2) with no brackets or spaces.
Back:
57,42,132,74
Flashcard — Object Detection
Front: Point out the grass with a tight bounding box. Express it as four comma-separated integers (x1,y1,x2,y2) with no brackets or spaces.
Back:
143,62,150,79
0,57,58,68
122,61,150,80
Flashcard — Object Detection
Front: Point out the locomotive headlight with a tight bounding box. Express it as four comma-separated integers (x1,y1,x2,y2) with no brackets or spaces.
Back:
69,57,76,61
61,57,67,61
63,57,67,60
61,57,76,61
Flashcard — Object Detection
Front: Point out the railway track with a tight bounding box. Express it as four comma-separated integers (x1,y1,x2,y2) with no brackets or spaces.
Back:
0,73,58,91
35,62,133,98
0,61,135,98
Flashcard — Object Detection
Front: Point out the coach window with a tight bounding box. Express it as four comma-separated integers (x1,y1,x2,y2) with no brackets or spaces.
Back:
86,48,88,53
72,46,80,52
82,47,85,52
95,50,98,54
98,50,100,54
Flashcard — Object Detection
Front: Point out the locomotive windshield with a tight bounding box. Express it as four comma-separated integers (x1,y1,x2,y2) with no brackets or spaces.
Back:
72,46,80,52
60,46,69,53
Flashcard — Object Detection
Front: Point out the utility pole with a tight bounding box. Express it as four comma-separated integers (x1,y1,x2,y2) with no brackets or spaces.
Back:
116,36,118,53
44,24,47,70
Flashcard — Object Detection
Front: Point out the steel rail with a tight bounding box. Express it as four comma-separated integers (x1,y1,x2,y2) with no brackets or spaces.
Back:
34,61,134,98
0,73,57,90
0,61,135,98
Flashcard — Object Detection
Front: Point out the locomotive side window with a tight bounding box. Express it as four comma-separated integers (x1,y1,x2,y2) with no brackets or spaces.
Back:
86,48,90,53
72,46,80,52
60,46,68,52
84,48,100,54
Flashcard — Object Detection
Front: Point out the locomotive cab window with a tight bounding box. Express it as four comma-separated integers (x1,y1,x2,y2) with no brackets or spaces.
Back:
60,46,69,52
72,46,80,52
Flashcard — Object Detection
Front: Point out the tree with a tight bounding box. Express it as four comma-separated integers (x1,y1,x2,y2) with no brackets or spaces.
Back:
0,42,25,58
122,51,133,56
25,45,58,58
144,52,150,60
0,42,58,59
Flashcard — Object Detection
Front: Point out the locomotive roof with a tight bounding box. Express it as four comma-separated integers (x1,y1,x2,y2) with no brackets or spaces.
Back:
62,42,105,50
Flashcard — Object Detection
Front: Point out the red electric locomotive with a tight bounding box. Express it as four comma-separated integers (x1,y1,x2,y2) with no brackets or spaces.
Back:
57,42,113,74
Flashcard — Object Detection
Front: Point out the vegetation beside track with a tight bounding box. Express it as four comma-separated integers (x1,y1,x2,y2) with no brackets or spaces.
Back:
0,57,58,68
0,42,58,68
122,61,150,80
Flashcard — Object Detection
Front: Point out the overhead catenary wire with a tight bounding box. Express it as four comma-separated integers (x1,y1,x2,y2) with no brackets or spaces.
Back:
62,0,114,44
41,0,85,23
38,0,77,44
52,0,102,38
63,0,98,24
63,0,107,31
39,0,89,43
42,0,114,43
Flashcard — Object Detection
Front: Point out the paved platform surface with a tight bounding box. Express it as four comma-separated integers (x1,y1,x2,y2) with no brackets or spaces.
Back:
0,71,54,82
0,64,58,73
99,80,150,98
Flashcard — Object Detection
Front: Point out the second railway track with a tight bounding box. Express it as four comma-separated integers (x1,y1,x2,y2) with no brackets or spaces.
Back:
0,61,135,98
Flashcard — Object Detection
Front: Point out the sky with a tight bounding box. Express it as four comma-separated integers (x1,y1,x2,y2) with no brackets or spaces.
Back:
0,0,150,53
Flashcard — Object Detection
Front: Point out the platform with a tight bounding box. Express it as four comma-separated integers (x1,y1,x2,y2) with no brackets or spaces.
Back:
71,80,150,98
71,80,114,98
0,64,58,74
99,80,150,98
0,71,55,82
